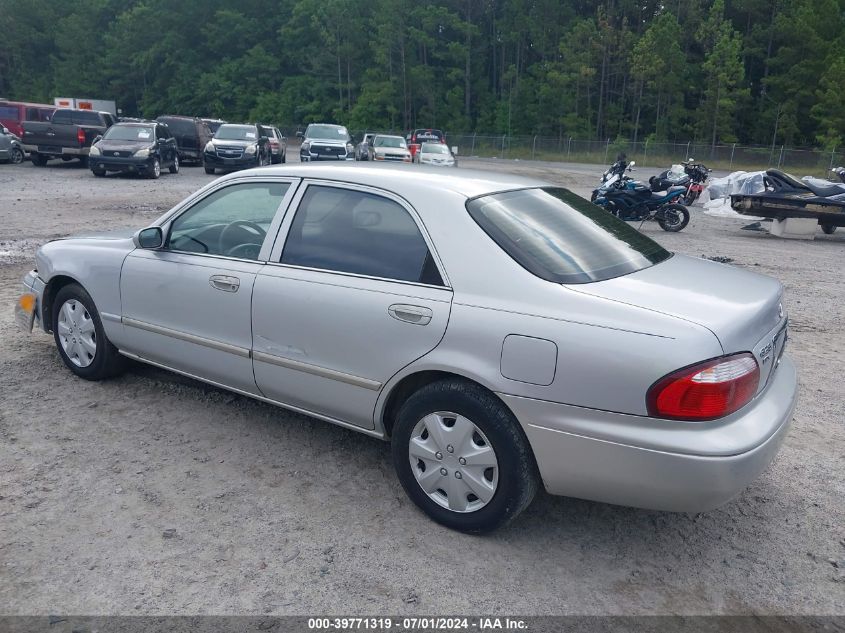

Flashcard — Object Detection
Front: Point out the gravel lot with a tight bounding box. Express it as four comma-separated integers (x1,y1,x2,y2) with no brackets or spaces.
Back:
0,154,843,616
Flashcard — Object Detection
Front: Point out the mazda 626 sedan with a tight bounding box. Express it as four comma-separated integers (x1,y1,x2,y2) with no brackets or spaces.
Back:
15,164,798,533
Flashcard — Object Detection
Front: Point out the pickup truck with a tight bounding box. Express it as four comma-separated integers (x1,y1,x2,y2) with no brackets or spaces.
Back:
22,109,116,166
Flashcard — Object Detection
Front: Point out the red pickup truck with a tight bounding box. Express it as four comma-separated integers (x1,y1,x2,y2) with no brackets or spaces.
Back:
406,128,447,158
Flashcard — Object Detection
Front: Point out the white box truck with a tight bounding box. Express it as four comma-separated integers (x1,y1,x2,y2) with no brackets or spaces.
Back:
54,97,117,115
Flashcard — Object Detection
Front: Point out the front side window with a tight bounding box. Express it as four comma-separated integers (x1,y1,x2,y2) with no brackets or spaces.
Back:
167,182,290,260
281,186,442,285
467,187,671,284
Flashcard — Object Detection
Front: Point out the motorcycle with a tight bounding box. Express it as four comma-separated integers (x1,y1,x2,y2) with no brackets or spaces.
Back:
830,166,845,183
592,161,690,232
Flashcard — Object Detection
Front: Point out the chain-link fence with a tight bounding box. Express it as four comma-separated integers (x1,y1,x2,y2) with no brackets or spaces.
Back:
285,127,845,176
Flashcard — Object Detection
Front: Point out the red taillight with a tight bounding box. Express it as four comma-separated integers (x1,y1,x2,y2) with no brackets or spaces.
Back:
77,128,86,145
647,353,760,421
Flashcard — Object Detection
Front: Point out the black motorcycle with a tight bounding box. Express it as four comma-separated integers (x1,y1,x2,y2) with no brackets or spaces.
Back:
650,159,710,205
593,169,690,232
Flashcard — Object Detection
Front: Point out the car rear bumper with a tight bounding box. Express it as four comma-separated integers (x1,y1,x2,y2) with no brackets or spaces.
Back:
23,144,89,157
500,355,798,512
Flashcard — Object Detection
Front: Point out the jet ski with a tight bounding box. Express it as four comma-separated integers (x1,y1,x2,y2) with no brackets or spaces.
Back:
730,169,845,234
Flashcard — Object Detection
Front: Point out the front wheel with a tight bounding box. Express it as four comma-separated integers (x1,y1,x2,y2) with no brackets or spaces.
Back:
10,147,24,164
204,164,215,175
391,379,539,533
52,283,126,380
821,223,837,235
658,203,690,232
148,158,161,179
169,154,179,174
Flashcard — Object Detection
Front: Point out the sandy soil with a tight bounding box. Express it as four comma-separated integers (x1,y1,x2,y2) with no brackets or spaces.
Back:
0,156,843,616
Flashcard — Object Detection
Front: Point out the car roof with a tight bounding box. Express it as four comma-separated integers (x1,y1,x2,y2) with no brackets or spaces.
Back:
231,163,546,200
113,121,155,127
374,134,404,140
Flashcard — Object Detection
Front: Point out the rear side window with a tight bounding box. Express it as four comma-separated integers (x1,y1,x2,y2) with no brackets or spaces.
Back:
0,105,20,120
281,186,442,285
466,187,671,284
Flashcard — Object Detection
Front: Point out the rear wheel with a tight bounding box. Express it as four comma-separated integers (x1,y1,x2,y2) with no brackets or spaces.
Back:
658,203,690,232
821,223,837,235
169,154,179,174
391,379,539,533
10,147,24,164
30,153,48,167
52,283,126,380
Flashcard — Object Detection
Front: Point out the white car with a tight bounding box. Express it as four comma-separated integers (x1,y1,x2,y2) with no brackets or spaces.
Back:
415,141,456,167
371,135,411,163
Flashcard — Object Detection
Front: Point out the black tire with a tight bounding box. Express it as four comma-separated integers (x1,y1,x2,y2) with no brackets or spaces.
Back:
52,283,126,380
30,152,48,167
281,150,286,164
169,154,179,174
821,223,836,235
148,157,161,179
78,156,89,167
10,147,24,164
204,165,215,174
590,190,598,203
91,168,106,177
658,203,690,232
391,379,539,534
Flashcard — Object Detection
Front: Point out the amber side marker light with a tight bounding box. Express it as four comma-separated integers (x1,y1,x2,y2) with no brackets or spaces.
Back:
18,293,36,313
647,353,761,421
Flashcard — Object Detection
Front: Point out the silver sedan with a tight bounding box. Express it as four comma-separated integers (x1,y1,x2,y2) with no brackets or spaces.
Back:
15,164,797,532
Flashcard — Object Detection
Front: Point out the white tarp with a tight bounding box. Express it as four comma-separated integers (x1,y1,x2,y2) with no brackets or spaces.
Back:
701,171,765,219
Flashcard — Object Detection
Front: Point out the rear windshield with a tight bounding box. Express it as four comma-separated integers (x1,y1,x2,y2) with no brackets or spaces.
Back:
74,110,103,125
466,187,671,284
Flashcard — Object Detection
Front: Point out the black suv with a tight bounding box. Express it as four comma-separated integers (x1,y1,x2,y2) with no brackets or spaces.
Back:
155,115,212,164
89,121,179,179
298,123,354,161
203,124,271,174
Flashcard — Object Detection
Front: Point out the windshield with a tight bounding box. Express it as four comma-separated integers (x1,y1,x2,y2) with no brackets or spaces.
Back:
374,136,407,148
215,125,258,141
421,143,448,154
103,125,154,141
467,187,671,284
306,124,349,140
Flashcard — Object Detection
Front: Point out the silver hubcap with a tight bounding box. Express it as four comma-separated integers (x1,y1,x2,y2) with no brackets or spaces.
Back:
408,411,499,513
173,156,179,171
57,299,96,368
153,160,160,176
12,149,23,164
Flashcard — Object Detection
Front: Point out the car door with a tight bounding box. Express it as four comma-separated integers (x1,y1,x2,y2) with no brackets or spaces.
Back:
154,124,171,165
252,182,453,430
119,178,299,393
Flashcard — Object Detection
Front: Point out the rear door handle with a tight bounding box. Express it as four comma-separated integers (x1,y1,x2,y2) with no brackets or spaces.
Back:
388,304,432,325
209,275,240,292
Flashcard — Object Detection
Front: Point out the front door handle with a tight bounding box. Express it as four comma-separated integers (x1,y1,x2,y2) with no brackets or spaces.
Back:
209,274,240,292
388,304,432,326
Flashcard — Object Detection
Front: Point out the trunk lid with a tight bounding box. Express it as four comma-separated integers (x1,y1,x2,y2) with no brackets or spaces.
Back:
567,254,786,387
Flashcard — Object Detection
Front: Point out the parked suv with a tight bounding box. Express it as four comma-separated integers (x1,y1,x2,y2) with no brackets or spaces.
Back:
0,100,55,137
155,115,212,165
407,128,446,159
298,123,354,161
89,121,179,179
203,124,271,174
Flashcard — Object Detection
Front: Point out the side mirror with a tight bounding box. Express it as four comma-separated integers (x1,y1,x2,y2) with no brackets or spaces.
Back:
92,135,102,144
135,227,163,249
1,127,8,135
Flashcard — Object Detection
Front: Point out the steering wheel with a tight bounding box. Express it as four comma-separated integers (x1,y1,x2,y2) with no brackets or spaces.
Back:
218,220,266,258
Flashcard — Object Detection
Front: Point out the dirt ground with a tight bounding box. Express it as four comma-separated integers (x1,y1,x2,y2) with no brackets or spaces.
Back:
0,155,843,616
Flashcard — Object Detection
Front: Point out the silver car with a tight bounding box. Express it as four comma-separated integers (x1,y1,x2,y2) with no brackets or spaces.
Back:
370,135,411,163
414,141,456,167
0,126,25,164
15,165,797,533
